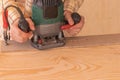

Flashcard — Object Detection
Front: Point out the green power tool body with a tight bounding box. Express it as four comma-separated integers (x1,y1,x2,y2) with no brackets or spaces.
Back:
31,0,65,49
30,0,81,50
3,0,81,50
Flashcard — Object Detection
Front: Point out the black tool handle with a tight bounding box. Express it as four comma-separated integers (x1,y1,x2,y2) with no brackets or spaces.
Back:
4,5,31,33
64,12,81,25
71,12,81,25
16,6,31,33
18,17,31,33
61,12,81,30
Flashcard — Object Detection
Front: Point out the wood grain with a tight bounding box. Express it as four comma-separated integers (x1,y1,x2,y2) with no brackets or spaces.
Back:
0,0,120,79
0,44,120,80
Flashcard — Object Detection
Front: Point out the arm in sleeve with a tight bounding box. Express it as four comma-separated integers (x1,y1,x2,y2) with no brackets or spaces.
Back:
64,0,84,12
0,0,26,25
24,0,33,18
0,0,26,40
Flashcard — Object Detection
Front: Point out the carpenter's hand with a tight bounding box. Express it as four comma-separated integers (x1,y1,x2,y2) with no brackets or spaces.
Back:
64,10,85,36
10,18,35,43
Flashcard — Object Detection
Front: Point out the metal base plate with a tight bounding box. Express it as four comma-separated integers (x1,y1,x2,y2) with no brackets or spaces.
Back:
30,41,65,50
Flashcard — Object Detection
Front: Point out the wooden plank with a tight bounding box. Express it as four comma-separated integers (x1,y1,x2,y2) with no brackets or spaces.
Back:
0,44,120,80
1,34,120,52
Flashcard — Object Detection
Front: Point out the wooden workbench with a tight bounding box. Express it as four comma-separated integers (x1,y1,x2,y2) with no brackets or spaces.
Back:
0,39,120,80
0,0,120,79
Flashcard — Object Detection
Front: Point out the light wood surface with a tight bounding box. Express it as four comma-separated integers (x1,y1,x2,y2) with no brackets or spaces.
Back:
0,0,120,79
0,43,120,80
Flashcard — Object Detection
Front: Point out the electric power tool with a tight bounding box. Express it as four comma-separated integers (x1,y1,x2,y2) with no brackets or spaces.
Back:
31,0,81,49
4,0,81,50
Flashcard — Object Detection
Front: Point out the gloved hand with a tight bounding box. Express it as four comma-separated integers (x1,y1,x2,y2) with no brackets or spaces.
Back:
64,10,85,36
10,18,35,43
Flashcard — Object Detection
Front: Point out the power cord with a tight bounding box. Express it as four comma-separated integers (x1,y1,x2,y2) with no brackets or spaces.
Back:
3,5,31,45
